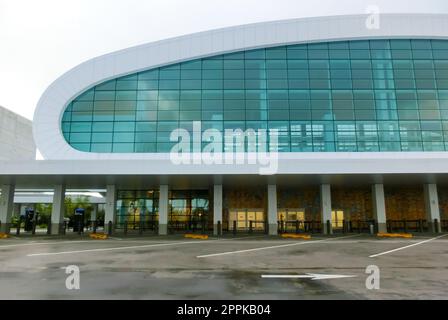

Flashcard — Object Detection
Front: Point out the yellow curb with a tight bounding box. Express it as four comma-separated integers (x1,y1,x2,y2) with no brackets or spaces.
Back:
89,233,109,240
0,233,9,239
281,234,312,240
377,232,413,239
184,234,209,240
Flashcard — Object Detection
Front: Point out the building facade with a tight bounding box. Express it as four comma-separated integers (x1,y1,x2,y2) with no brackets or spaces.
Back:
0,106,35,161
2,14,448,235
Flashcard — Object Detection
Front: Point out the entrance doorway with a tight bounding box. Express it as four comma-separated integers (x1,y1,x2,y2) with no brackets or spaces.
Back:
278,208,305,232
228,209,265,232
332,210,344,229
169,190,210,233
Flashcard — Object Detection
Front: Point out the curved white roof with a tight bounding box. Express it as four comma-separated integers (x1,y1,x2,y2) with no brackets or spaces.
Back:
34,13,448,161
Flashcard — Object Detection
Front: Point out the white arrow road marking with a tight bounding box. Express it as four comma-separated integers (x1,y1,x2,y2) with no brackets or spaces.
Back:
262,274,357,281
369,234,448,258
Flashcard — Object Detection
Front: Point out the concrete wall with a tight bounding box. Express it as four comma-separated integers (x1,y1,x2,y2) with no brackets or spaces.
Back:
0,106,35,160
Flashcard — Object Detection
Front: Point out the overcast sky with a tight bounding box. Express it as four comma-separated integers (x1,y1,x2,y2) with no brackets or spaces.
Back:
1,0,447,120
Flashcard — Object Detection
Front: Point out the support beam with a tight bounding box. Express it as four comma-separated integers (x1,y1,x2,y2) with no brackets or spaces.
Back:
372,184,388,233
0,184,15,234
320,184,332,235
159,185,169,235
50,184,66,235
267,184,278,236
104,185,116,234
91,203,98,222
213,185,223,236
424,184,442,233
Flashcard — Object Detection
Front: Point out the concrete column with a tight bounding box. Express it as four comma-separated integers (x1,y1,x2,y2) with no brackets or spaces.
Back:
267,184,278,236
213,185,223,236
91,203,98,222
0,184,15,234
159,185,169,235
51,184,66,235
20,205,27,216
104,185,117,233
13,203,20,217
320,184,332,235
424,184,442,233
372,184,388,233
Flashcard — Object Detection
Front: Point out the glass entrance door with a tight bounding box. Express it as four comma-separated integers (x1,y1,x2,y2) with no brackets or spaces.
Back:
332,210,344,229
169,190,210,232
229,209,265,231
278,209,305,232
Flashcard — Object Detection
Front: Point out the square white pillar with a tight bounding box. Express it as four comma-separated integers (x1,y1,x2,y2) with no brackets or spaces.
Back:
159,185,169,235
51,184,66,235
267,184,278,236
372,184,388,233
104,185,117,233
320,184,332,235
213,185,223,236
0,184,15,234
424,184,441,233
91,203,98,222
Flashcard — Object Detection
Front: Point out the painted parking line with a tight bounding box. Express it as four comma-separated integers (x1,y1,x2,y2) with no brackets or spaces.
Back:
369,234,448,258
27,240,223,257
0,240,93,249
196,234,361,259
25,235,261,257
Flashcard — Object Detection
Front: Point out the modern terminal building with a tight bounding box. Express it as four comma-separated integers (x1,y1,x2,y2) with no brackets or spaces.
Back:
1,13,448,236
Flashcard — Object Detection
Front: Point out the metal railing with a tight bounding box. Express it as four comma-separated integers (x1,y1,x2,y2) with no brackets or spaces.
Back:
387,219,428,233
442,220,448,232
117,220,159,235
168,216,210,234
341,220,377,234
222,220,267,234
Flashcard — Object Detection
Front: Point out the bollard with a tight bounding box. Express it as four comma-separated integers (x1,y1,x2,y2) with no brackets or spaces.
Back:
217,221,222,236
434,219,440,233
16,218,21,236
349,221,352,233
108,221,113,236
201,217,206,234
295,220,299,234
78,221,82,235
139,220,144,236
357,220,361,234
326,220,331,235
403,220,407,233
32,220,37,235
93,220,97,234
311,220,315,234
249,221,253,234
124,220,128,236
233,220,237,236
47,223,51,235
419,219,424,233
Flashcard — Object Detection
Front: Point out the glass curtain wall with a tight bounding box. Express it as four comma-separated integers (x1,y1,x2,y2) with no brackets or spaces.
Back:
62,39,448,153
